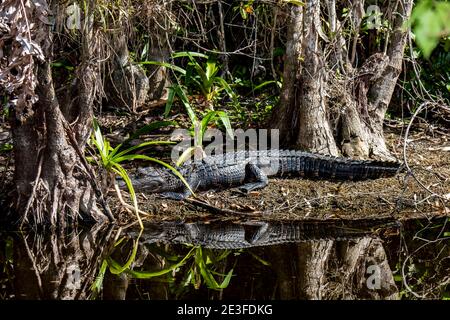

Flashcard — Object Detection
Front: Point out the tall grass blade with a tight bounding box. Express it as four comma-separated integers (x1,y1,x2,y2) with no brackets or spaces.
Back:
90,260,108,294
125,247,196,279
205,57,219,80
172,51,209,59
112,163,142,229
216,111,234,138
127,121,177,141
165,87,176,117
139,61,186,75
176,146,196,167
172,85,197,123
200,111,218,136
214,77,237,101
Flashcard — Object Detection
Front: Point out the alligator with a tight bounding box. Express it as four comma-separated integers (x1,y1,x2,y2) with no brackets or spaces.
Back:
129,219,399,249
123,150,402,200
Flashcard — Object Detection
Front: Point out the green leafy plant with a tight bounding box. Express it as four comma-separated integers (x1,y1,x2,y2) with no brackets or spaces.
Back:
50,59,75,72
139,52,237,164
176,110,233,166
0,143,12,153
175,52,236,103
409,0,450,58
90,259,108,299
89,234,273,298
189,246,234,291
162,246,236,295
251,79,282,93
108,243,196,280
89,119,193,228
141,51,237,111
1,95,10,120
234,0,254,20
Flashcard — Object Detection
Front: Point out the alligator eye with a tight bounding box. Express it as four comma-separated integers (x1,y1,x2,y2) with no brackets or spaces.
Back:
136,168,147,177
147,181,161,189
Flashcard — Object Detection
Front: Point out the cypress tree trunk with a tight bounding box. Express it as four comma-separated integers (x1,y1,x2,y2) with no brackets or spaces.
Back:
272,0,413,160
2,0,111,227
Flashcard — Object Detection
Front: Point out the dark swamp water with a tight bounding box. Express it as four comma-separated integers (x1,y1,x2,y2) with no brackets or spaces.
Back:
0,217,449,300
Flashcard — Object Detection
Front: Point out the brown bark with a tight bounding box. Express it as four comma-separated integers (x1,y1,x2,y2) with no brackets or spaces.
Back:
365,0,414,158
337,0,413,160
9,1,111,227
267,244,299,299
269,4,302,146
273,0,413,160
144,0,174,103
106,33,150,112
103,272,129,300
296,0,339,155
336,237,398,299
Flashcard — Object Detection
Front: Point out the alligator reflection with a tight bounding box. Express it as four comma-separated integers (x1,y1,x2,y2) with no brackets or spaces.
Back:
1,219,402,299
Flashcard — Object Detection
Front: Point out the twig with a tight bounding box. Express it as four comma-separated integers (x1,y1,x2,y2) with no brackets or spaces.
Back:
402,102,447,200
269,5,278,80
0,147,11,179
19,0,32,42
401,234,450,299
184,197,260,217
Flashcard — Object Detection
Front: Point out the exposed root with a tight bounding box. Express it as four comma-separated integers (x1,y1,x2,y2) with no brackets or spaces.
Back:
64,121,115,222
113,182,153,218
21,152,44,229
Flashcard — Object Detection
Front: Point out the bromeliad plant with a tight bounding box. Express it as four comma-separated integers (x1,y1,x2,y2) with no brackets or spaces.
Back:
141,51,238,111
174,51,236,104
89,119,193,229
90,234,270,298
176,110,233,166
140,51,237,165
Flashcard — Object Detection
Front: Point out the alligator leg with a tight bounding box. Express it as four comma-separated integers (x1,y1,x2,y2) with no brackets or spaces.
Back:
159,176,200,200
239,163,269,193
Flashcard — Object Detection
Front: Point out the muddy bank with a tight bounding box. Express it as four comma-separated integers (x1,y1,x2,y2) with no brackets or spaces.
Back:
111,128,450,223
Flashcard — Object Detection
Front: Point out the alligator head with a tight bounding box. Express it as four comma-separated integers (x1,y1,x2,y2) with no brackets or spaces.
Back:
117,166,182,193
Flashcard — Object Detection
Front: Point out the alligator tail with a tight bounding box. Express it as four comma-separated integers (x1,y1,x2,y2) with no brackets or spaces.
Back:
289,153,402,181
325,158,401,181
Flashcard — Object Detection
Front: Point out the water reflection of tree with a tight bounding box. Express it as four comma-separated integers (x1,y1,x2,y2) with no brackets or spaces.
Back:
99,236,398,300
8,229,399,299
3,221,447,300
269,237,398,299
13,225,115,299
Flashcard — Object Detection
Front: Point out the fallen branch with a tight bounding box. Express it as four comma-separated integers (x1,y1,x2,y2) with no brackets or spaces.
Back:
184,197,260,217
